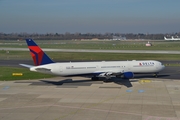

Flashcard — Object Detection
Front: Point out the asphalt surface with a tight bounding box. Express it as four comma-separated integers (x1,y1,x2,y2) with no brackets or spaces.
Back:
2,47,180,54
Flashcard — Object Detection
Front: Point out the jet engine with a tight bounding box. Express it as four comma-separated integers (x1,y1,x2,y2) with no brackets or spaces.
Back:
123,72,134,79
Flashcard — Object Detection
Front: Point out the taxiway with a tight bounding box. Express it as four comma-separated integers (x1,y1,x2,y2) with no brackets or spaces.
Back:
0,76,180,120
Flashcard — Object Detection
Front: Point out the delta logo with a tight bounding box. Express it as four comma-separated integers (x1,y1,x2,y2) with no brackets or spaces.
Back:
139,62,155,66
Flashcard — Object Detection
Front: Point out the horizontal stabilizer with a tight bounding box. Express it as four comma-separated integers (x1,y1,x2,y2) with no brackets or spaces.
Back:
19,64,34,68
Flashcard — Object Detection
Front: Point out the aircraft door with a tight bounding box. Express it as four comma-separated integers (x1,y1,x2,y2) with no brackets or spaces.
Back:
127,62,131,71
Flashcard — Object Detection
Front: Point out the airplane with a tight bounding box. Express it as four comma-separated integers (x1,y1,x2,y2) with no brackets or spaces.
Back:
164,36,180,41
20,39,165,81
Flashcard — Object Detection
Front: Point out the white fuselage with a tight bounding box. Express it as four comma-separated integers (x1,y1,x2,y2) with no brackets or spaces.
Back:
164,36,180,41
30,60,165,76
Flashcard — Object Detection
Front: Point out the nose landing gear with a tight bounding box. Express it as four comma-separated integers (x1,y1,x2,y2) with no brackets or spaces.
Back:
153,73,158,78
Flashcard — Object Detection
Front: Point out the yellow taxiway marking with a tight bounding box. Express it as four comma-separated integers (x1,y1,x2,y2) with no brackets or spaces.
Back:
12,73,23,76
139,79,152,84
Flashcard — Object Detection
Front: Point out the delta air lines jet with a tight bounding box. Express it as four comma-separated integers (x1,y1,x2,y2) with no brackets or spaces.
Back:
20,39,165,81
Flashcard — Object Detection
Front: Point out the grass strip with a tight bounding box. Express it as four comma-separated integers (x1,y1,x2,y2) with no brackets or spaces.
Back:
1,50,180,61
0,67,55,81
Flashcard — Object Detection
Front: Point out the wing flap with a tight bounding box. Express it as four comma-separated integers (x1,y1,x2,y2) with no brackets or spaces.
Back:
94,69,124,77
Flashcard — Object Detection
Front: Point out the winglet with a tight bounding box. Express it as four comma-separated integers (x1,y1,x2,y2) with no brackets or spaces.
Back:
26,39,54,66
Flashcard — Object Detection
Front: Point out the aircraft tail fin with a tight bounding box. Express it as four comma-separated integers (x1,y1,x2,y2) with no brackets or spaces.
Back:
26,39,54,66
164,36,166,39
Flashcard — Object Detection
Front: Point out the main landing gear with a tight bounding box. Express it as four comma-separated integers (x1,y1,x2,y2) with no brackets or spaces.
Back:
91,76,110,82
91,76,99,80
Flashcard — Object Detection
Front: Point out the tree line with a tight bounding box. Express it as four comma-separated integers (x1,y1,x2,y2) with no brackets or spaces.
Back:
0,32,180,40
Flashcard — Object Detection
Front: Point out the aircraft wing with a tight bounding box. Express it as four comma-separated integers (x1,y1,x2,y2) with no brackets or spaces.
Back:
94,69,123,76
94,69,134,79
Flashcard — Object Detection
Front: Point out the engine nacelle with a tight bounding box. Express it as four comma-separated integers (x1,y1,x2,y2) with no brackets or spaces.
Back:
123,72,134,79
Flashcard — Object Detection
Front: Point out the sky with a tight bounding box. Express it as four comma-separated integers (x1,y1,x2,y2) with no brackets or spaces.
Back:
0,0,180,34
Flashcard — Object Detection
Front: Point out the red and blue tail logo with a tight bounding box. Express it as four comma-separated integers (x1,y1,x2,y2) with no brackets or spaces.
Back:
26,39,54,66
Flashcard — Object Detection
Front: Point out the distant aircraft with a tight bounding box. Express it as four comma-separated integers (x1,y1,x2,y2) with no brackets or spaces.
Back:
164,36,180,41
20,39,165,81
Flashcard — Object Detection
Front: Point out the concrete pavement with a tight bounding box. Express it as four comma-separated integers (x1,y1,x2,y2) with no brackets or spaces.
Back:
0,77,180,120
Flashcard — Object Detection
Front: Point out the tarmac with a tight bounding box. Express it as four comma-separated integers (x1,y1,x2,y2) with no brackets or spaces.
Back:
1,60,180,120
2,47,180,54
0,76,180,120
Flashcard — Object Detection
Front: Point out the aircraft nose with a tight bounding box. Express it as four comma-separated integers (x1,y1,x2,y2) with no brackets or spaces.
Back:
159,62,165,70
161,65,165,70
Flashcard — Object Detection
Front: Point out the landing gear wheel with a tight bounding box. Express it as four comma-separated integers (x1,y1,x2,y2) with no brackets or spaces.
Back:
91,77,99,81
103,79,108,82
103,78,111,82
153,73,158,78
